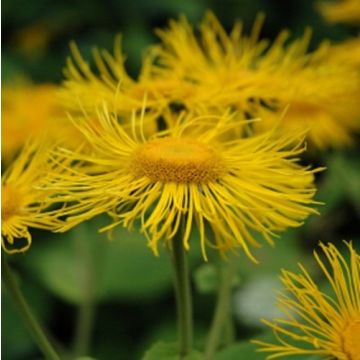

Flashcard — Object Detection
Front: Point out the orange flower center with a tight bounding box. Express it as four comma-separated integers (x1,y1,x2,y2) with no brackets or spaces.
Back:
132,138,225,183
1,185,22,221
287,101,327,123
342,320,360,360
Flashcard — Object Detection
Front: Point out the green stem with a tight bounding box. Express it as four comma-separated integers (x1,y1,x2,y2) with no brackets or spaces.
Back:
2,257,60,360
224,312,236,347
171,232,193,357
73,294,95,357
204,260,236,360
72,225,96,357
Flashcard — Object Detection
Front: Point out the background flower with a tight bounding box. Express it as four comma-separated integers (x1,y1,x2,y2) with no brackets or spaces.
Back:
2,141,62,253
59,12,360,150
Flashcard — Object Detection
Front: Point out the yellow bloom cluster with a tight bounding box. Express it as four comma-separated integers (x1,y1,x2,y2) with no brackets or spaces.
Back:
1,12,331,258
254,242,360,359
2,10,359,360
61,12,360,150
4,12,358,260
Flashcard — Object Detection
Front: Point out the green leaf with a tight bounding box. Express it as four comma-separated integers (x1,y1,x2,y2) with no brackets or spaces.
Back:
24,216,202,304
143,342,202,360
215,341,264,360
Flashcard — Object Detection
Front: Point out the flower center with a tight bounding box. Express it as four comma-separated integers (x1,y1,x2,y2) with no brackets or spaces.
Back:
342,320,360,360
287,101,326,122
1,185,21,221
132,138,225,183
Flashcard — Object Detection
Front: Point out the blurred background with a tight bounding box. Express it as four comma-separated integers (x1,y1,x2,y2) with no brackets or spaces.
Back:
2,0,359,359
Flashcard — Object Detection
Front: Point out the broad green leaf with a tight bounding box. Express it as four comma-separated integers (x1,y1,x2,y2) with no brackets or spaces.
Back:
24,216,202,304
143,342,202,360
215,341,265,360
139,321,208,359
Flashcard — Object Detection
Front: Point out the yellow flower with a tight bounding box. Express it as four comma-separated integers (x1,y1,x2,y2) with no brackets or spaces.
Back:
61,38,189,115
152,13,360,149
47,105,320,261
60,13,360,149
253,242,360,359
318,0,360,24
1,82,91,163
1,141,62,254
253,95,360,150
150,12,269,111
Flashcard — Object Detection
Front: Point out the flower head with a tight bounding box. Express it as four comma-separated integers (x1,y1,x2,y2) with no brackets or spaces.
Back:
47,105,320,261
2,141,62,253
60,13,360,149
254,241,360,359
152,13,360,149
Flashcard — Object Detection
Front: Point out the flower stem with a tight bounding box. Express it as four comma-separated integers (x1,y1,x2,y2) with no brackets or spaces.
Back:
73,296,95,357
224,313,236,347
2,256,60,360
204,259,236,360
72,224,96,357
171,232,193,357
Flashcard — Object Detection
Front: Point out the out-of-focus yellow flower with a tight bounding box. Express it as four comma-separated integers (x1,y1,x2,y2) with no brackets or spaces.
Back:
60,13,360,149
1,141,62,254
150,12,270,111
60,12,360,150
60,38,190,115
60,13,284,116
46,104,321,262
254,241,360,360
318,0,360,24
251,57,360,148
152,13,360,149
253,95,359,150
1,82,91,163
